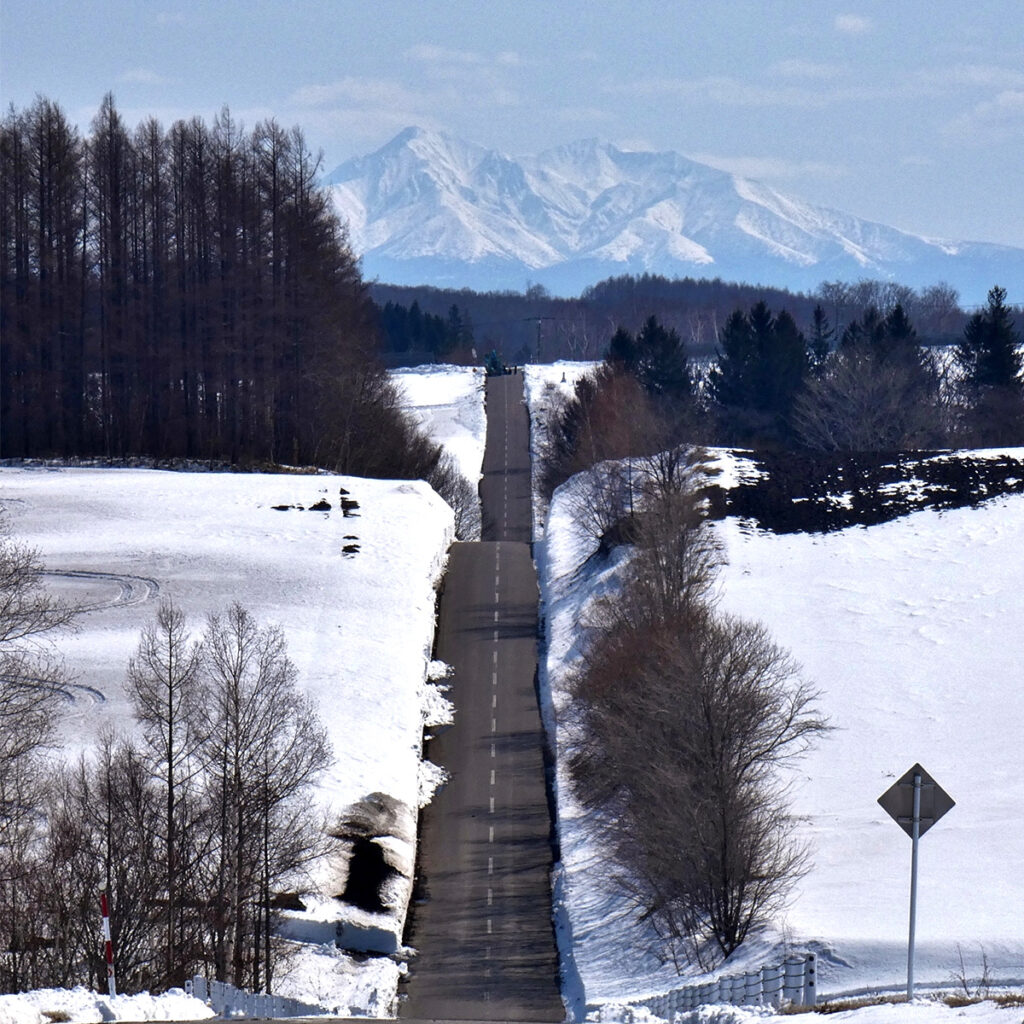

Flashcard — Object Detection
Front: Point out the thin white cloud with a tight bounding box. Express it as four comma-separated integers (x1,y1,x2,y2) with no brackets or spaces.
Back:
945,89,1024,141
548,105,616,126
917,63,1024,90
155,11,186,26
605,75,827,108
496,51,527,67
687,152,848,182
119,68,172,86
772,59,841,80
289,77,442,112
405,43,485,66
835,14,873,35
491,89,520,108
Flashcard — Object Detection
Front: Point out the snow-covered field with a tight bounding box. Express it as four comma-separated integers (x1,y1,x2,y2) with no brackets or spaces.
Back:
0,467,453,1012
5,361,1024,1024
0,365,489,1018
391,363,487,486
527,363,1024,1016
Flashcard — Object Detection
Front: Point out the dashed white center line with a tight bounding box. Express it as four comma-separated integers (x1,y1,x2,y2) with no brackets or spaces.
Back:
487,918,492,935
489,795,495,814
488,855,493,875
493,609,499,623
488,825,494,843
492,692,497,709
490,769,495,785
490,742,496,758
491,717,497,733
487,887,493,906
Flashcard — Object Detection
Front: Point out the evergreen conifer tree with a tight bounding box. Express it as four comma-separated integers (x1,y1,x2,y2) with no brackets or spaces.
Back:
956,286,1022,392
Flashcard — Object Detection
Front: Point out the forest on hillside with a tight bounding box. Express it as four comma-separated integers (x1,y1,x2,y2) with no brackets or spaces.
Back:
0,96,440,482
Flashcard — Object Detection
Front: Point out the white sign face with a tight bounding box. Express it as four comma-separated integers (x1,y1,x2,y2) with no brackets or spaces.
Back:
877,762,955,838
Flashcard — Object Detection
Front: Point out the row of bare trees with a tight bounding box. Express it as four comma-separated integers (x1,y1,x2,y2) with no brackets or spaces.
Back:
563,449,829,967
0,525,329,994
0,95,431,474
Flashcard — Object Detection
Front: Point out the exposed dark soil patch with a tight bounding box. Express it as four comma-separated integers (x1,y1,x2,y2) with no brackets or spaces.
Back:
309,498,332,511
707,450,1024,534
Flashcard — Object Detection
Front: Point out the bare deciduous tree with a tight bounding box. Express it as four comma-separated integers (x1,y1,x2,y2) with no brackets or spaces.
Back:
124,601,204,986
566,458,827,967
793,343,946,451
0,523,74,990
198,604,330,989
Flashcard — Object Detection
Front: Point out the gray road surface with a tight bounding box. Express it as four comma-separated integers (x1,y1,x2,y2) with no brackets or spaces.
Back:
400,374,562,1021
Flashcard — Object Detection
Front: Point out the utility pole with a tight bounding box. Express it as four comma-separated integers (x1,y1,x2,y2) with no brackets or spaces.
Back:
522,316,554,363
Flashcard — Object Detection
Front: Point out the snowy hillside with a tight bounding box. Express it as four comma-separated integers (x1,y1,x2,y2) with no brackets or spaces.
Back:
325,128,1024,301
525,364,1024,1009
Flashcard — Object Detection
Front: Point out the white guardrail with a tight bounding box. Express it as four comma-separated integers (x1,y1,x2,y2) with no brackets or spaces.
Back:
590,952,817,1019
186,975,329,1018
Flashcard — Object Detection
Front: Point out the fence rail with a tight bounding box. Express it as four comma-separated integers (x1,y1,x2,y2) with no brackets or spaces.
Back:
590,952,817,1019
186,974,328,1018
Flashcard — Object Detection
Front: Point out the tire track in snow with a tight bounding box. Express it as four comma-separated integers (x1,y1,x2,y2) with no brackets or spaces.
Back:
42,569,160,612
0,674,107,706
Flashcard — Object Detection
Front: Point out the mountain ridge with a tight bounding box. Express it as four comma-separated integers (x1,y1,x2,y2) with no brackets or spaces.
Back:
324,127,1023,302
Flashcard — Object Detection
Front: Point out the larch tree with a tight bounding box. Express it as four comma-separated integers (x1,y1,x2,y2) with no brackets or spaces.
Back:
196,604,330,989
124,602,205,986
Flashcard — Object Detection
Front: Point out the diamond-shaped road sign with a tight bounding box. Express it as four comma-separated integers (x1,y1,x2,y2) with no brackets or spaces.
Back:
878,762,955,838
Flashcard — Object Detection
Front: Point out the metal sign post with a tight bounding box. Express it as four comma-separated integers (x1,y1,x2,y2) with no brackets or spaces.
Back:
906,770,921,1000
878,763,954,1003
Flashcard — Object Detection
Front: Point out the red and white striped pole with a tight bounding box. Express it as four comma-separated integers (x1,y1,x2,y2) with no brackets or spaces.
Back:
99,892,117,997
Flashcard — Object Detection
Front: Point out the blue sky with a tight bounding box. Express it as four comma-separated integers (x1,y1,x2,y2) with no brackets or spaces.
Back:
3,0,1022,248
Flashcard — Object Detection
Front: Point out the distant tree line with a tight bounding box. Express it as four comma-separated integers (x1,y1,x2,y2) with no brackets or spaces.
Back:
0,526,328,994
539,285,1022,503
375,300,475,364
373,273,984,365
0,96,440,480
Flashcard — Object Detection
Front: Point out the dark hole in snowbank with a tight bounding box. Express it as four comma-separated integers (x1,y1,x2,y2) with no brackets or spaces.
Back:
330,793,411,917
342,838,395,914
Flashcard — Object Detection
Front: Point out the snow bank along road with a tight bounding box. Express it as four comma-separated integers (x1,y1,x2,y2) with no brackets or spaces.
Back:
400,374,563,1021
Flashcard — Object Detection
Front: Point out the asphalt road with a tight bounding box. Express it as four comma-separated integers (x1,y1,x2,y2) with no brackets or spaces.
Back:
400,374,562,1021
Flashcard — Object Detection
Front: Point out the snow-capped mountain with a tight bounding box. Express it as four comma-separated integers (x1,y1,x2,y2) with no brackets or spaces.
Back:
325,127,1023,301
